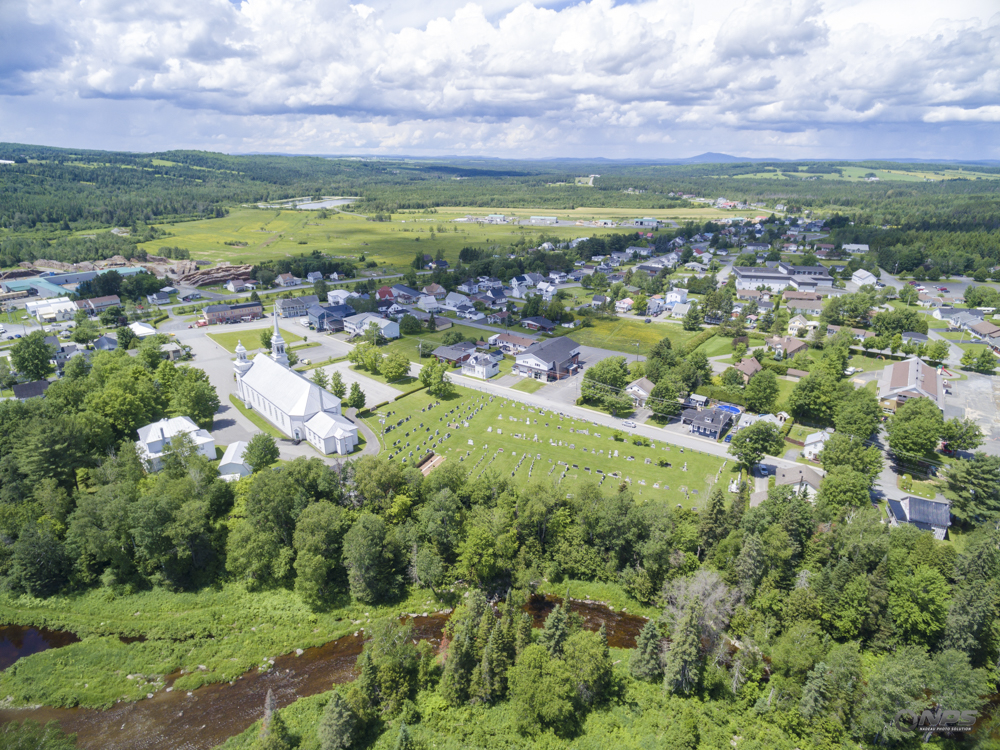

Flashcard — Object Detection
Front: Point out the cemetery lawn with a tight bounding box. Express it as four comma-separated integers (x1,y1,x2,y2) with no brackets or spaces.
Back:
360,385,732,508
207,327,303,353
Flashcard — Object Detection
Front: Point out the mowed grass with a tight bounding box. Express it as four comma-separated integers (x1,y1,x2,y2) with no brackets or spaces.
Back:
565,318,699,356
511,378,546,394
361,386,731,506
695,335,737,358
384,324,489,362
207,326,303,352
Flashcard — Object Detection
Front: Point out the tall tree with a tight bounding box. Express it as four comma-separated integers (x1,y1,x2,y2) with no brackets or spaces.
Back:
945,452,1000,524
10,331,54,381
698,487,729,554
244,433,280,473
629,620,664,682
538,603,570,657
317,692,356,750
312,368,330,390
329,370,347,399
885,397,943,458
662,599,703,696
744,369,779,413
342,513,398,603
727,421,784,471
346,382,366,410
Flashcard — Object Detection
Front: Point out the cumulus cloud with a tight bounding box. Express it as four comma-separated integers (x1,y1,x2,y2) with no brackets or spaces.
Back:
1,0,998,157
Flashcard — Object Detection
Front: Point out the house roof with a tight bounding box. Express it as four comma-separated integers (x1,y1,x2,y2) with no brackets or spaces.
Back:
903,497,951,527
496,332,536,348
12,380,50,400
734,358,763,378
692,408,731,430
877,357,944,409
137,416,202,444
433,345,471,362
518,337,580,366
275,295,318,310
220,441,249,469
305,411,357,439
970,320,1000,337
776,465,823,491
522,316,555,328
627,377,655,395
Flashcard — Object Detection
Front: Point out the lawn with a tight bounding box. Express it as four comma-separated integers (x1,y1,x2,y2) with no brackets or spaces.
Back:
360,386,731,507
900,474,939,500
511,378,546,394
564,317,699,356
207,326,303,352
384,324,487,363
695,335,737,359
347,364,423,394
774,378,797,411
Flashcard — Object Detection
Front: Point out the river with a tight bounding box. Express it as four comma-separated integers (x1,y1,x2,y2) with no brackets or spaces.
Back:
0,596,646,749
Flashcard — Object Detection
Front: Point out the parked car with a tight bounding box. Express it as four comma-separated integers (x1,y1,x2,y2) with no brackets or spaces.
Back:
644,318,651,323
908,281,919,286
622,420,637,428
939,287,950,292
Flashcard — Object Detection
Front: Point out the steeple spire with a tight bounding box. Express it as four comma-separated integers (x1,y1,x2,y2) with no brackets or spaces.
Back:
271,312,288,367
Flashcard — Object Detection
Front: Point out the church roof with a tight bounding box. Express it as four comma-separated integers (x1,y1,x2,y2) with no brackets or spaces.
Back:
305,411,357,439
240,354,341,418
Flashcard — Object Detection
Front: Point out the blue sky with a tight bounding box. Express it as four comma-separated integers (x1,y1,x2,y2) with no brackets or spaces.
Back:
1,0,998,159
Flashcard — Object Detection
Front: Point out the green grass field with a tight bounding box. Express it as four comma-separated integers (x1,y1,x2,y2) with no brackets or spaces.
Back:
207,326,303,352
564,318,699,356
361,386,731,506
511,378,546,394
695,335,737,358
134,205,725,270
384,324,487,362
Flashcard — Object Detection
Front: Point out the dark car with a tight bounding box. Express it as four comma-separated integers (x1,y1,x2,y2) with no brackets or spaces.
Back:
644,318,651,323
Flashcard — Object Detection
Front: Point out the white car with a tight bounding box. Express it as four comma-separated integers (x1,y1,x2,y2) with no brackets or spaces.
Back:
300,318,310,326
622,420,637,428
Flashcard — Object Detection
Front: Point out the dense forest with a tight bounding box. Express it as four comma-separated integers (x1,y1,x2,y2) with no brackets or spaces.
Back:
1,333,998,748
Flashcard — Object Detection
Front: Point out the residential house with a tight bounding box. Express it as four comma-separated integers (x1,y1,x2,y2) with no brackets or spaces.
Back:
487,310,512,326
416,295,441,312
521,317,556,333
591,295,609,308
626,377,656,407
785,299,824,315
391,285,421,304
490,332,536,354
737,289,767,301
136,416,216,472
664,289,688,305
274,295,318,319
421,283,446,299
233,321,358,455
146,291,171,305
765,336,808,359
843,244,870,254
616,298,634,314
93,334,118,351
787,315,811,336
443,291,469,310
455,305,485,321
536,281,557,301
514,337,581,380
202,301,264,325
681,408,732,440
307,303,354,332
968,320,1000,341
481,288,508,308
826,324,876,342
343,313,400,340
877,357,945,412
218,440,252,480
306,271,324,283
225,279,252,293
376,286,395,301
275,273,300,287
802,431,830,460
458,279,480,294
887,497,951,540
326,289,356,306
776,466,823,497
462,353,500,379
733,358,763,383
932,307,984,323
851,269,878,286
432,345,473,367
74,295,121,315
646,296,665,315
670,302,691,319
12,380,50,400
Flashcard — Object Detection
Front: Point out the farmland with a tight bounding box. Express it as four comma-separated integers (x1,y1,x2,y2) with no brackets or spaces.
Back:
361,385,731,508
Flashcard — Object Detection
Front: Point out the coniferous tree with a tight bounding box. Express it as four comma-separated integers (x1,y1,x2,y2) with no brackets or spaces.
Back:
662,600,703,696
317,692,356,750
514,612,533,656
538,604,569,657
312,367,330,390
799,662,830,720
329,370,347,399
736,532,765,599
393,722,414,750
698,486,729,555
629,620,664,681
731,480,748,529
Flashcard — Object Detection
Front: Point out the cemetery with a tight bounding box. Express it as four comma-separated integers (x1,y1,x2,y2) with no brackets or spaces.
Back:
361,385,730,507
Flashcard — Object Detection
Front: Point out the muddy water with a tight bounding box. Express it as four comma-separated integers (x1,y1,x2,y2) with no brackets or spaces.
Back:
0,625,81,671
0,616,446,750
0,597,647,749
525,595,648,649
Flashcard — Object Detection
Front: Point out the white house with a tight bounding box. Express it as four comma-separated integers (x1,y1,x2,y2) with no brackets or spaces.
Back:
327,289,356,305
136,416,216,472
843,244,870,254
442,292,469,310
343,313,400,339
671,302,691,319
851,269,877,286
461,353,500,379
802,431,830,460
510,280,531,299
306,271,324,283
626,377,655,407
218,440,252,480
275,273,300,287
234,316,359,455
616,298,634,313
664,289,688,305
416,295,441,312
536,281,557,301
129,321,158,338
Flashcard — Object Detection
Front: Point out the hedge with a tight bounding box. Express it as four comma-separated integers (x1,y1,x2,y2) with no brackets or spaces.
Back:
695,384,746,408
680,326,720,355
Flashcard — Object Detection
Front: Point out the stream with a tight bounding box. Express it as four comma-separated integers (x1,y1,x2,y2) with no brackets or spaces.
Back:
0,597,646,749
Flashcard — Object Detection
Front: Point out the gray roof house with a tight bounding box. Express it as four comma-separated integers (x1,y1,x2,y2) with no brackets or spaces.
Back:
888,497,951,540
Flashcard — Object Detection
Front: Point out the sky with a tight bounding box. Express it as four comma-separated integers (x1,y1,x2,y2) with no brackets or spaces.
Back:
1,0,998,160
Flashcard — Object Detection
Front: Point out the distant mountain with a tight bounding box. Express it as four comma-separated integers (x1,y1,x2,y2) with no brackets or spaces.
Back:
674,152,760,164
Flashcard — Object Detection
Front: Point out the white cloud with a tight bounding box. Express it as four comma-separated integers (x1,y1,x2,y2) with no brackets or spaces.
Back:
1,0,998,158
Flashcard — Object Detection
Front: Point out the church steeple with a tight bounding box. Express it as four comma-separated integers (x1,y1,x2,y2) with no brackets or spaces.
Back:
270,313,289,367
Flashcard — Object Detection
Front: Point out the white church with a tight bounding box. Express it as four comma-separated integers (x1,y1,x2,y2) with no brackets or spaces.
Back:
234,315,359,455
